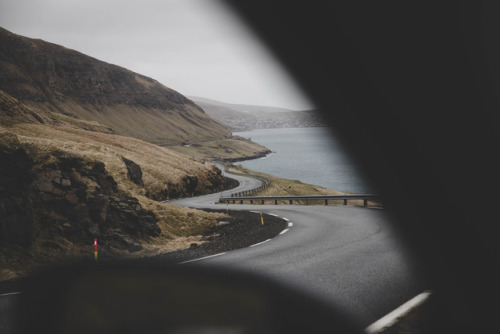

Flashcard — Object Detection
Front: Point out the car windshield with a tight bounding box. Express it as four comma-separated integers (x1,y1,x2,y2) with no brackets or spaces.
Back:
3,1,498,334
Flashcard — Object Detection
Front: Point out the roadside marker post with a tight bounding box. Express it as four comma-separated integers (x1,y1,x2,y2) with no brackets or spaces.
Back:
94,238,98,262
260,212,264,225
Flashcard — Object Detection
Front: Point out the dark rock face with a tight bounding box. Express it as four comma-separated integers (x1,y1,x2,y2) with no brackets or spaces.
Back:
145,166,227,201
182,175,199,196
0,133,159,253
0,133,34,247
122,156,144,186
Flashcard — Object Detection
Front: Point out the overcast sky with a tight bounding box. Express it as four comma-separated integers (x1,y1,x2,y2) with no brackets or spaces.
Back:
0,0,313,110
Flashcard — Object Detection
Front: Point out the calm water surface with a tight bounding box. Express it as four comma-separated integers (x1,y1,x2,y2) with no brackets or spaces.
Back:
233,127,372,194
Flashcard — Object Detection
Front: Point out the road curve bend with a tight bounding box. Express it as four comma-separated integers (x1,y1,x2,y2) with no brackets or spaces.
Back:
168,165,426,327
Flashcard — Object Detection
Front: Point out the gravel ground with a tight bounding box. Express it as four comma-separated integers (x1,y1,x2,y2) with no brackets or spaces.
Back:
156,209,287,263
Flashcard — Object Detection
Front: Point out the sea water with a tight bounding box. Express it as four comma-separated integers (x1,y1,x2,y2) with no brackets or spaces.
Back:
233,127,372,194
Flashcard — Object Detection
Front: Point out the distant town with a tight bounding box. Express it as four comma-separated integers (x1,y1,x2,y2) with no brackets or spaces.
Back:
189,96,327,131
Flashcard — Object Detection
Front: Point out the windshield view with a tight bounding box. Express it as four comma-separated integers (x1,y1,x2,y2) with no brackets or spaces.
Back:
6,1,495,334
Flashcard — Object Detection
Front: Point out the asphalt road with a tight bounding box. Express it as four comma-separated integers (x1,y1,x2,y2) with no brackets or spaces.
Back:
0,166,425,332
169,166,427,328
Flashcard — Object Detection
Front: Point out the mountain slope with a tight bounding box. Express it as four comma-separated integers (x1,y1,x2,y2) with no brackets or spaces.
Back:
0,27,231,145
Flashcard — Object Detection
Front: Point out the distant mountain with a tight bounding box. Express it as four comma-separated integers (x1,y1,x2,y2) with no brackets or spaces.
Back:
189,96,296,113
0,27,231,145
189,96,326,131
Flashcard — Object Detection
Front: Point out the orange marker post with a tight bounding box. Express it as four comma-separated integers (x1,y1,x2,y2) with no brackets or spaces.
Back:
94,238,98,262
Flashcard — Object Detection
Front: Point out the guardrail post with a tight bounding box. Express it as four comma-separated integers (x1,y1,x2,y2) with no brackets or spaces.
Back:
274,200,277,205
344,199,347,205
250,200,253,204
364,199,368,207
261,200,265,204
289,199,293,204
325,199,328,206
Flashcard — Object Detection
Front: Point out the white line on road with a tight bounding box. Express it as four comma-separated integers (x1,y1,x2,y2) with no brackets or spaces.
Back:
0,291,23,297
288,222,293,227
179,252,226,264
279,229,289,235
250,239,272,247
364,290,432,334
282,217,290,221
268,213,278,217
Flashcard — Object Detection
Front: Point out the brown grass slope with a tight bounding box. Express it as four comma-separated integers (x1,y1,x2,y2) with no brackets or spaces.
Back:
0,27,231,145
0,118,230,280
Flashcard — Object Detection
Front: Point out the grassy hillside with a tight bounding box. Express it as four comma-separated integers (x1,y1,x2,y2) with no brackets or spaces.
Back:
168,136,271,162
0,27,231,145
0,119,231,281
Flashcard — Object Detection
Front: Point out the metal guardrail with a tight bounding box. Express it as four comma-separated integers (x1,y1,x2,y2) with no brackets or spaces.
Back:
219,194,382,206
225,171,271,197
212,161,271,197
215,162,381,207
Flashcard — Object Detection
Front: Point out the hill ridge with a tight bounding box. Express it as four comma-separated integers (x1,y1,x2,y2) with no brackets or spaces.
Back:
0,26,231,145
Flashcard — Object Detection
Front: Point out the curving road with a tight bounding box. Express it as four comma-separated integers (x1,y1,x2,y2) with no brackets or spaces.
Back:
169,165,427,328
0,165,426,332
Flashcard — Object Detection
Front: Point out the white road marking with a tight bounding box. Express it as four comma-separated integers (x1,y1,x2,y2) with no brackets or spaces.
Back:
288,222,293,227
364,290,432,334
268,213,278,217
279,229,289,235
282,218,290,221
0,291,23,297
250,239,272,247
179,252,226,264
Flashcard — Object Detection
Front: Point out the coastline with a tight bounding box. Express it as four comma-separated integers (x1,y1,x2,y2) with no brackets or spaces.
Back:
221,149,272,163
233,127,371,194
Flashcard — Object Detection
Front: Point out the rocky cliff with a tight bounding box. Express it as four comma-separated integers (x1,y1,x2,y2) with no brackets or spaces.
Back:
0,132,160,253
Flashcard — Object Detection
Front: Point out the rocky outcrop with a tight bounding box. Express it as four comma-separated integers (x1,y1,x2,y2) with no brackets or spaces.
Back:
0,133,34,247
122,156,144,186
149,166,228,201
0,132,160,253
